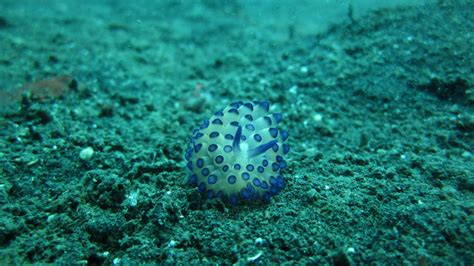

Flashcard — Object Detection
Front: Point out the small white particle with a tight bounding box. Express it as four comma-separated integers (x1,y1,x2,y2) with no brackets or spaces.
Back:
347,247,355,253
79,147,94,160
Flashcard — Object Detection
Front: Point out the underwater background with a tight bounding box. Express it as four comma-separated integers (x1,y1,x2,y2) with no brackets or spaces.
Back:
0,0,473,264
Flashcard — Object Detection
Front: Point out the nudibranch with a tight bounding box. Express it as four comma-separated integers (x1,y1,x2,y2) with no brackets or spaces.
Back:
185,100,290,204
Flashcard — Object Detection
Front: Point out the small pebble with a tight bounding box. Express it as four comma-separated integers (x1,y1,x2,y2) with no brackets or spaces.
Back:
79,147,94,160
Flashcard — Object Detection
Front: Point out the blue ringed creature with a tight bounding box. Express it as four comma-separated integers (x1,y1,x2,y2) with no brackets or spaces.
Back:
185,100,290,204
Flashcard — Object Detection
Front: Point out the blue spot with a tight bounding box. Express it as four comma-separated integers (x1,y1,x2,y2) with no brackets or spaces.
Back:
273,113,283,123
260,180,269,189
194,143,202,153
212,118,223,125
198,182,207,192
199,120,209,129
195,132,204,138
257,166,264,173
245,114,253,121
207,190,214,199
281,130,289,141
209,131,219,138
225,134,233,140
224,145,233,153
185,151,191,160
208,175,217,184
241,188,250,199
272,162,280,171
187,161,193,170
214,110,224,116
242,172,250,180
253,134,262,142
263,116,272,126
222,165,229,172
253,178,261,187
230,101,243,108
234,164,241,170
269,128,278,138
279,160,287,169
246,164,254,172
245,124,255,131
243,102,253,111
263,191,271,201
262,160,268,167
283,143,290,154
272,143,279,152
196,158,204,168
276,155,283,162
228,175,236,184
259,101,270,112
269,176,278,186
229,195,238,205
188,174,197,184
201,168,210,176
270,185,280,195
215,155,224,164
228,108,239,115
230,121,239,127
208,144,218,152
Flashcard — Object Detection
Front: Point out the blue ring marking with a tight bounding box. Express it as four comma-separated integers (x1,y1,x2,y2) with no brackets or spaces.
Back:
229,195,238,205
273,113,283,123
263,116,272,126
207,190,214,199
201,167,210,176
208,144,218,152
253,178,261,187
224,145,233,153
195,132,204,138
269,128,278,138
260,180,269,189
222,165,229,172
259,101,270,112
281,130,289,141
188,174,197,184
212,118,223,125
279,161,287,169
253,134,262,142
242,172,250,180
257,166,264,173
227,175,237,184
234,164,241,170
196,158,204,168
276,155,283,162
208,175,217,184
215,155,224,164
214,110,224,116
230,121,239,126
198,182,207,192
262,159,268,167
263,191,271,201
243,102,253,111
272,162,280,171
228,108,239,115
210,131,219,138
194,143,202,153
186,161,193,170
283,143,290,154
245,124,255,131
272,143,279,152
246,164,254,172
245,114,253,121
225,134,234,140
230,101,243,108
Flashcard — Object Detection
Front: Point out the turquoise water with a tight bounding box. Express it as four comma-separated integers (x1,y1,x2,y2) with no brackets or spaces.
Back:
0,0,472,264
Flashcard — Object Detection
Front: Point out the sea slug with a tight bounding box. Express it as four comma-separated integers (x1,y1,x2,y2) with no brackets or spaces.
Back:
185,100,290,204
